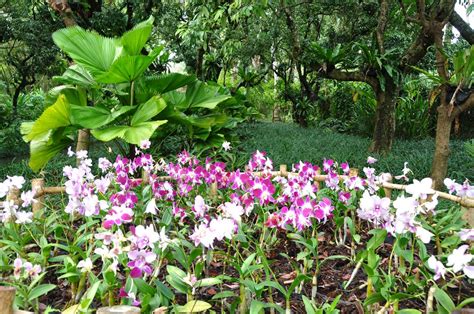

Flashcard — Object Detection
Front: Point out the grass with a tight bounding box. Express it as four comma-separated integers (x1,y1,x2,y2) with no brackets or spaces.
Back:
236,122,474,182
1,121,472,188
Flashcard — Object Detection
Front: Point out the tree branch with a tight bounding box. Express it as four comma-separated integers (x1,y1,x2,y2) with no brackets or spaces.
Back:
320,68,378,90
400,0,455,70
449,11,474,44
452,92,474,118
416,0,426,23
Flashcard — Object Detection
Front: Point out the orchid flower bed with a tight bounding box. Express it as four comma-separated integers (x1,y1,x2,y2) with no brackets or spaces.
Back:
0,142,473,314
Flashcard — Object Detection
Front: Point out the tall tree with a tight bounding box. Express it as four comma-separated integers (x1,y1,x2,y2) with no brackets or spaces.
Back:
0,2,63,114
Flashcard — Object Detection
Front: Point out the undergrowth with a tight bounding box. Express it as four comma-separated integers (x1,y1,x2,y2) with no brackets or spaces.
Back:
237,122,474,182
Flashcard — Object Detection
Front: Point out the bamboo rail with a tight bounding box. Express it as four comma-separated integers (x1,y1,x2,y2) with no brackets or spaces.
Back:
0,286,15,314
97,305,141,313
1,164,473,211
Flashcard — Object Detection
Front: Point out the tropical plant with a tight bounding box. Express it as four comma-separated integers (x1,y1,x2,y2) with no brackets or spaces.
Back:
21,17,239,172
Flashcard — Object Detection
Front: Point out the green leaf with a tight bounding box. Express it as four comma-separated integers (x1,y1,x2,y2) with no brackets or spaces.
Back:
53,26,121,78
53,64,96,87
121,16,155,55
96,53,159,84
302,295,317,314
434,287,455,312
135,73,196,104
455,297,474,310
364,292,386,306
28,136,72,172
134,278,156,295
26,95,71,142
28,284,56,301
156,280,174,300
91,120,167,144
287,274,309,297
185,81,232,109
396,310,422,314
176,300,212,313
241,253,256,276
261,280,286,296
211,291,235,300
62,305,80,314
367,229,387,251
131,96,167,125
167,265,187,279
250,300,265,314
79,280,101,311
58,272,80,280
70,105,134,129
194,277,222,288
45,85,87,108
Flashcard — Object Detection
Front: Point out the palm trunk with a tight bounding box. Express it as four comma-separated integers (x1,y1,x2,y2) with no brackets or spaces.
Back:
76,129,90,165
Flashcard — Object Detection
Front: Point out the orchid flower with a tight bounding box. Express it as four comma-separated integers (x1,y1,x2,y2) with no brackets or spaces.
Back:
447,245,474,278
427,256,446,280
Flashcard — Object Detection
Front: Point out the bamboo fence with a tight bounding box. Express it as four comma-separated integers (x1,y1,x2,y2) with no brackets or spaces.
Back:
1,164,473,211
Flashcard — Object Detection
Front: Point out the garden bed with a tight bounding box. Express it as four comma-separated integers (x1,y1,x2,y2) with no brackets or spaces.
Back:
0,146,473,313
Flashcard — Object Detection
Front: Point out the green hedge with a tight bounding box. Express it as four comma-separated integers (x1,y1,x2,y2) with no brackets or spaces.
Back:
237,122,474,182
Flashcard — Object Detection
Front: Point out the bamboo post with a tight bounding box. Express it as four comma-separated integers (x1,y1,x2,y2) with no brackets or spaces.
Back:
279,164,287,177
382,173,393,199
463,203,474,228
6,187,19,203
97,306,141,313
315,169,321,190
31,178,45,213
0,286,15,314
210,182,218,200
349,168,359,177
142,170,150,185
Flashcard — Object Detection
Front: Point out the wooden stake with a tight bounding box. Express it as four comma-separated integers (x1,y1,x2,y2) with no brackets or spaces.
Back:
31,178,45,213
0,286,15,314
382,173,393,199
97,306,141,313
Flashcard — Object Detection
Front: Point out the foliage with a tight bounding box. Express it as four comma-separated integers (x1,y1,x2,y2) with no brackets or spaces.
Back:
237,122,474,182
0,88,45,158
21,17,245,172
0,2,64,110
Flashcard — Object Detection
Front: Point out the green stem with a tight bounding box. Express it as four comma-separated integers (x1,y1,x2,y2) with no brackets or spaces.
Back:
239,281,247,313
74,272,87,303
130,80,135,107
285,298,291,314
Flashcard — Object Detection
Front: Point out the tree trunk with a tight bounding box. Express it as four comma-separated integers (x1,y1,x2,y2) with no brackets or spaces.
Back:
291,102,308,128
370,76,397,153
48,0,76,26
196,47,204,80
12,77,27,116
126,0,134,30
431,94,452,189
